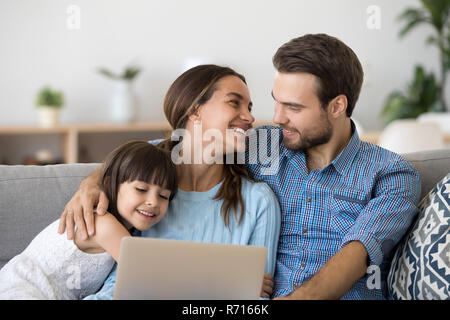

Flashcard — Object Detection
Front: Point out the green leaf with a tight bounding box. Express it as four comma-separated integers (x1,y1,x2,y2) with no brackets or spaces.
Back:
426,34,439,46
421,0,450,32
398,8,429,37
98,65,141,81
97,68,119,79
381,92,407,124
35,86,64,108
122,66,141,81
380,65,439,124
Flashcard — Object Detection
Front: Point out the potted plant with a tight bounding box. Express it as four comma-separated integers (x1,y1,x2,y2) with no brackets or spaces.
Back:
35,86,64,127
97,65,141,123
381,65,440,123
381,0,450,125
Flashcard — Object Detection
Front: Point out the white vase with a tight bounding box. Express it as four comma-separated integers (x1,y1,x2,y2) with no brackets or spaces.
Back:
110,80,136,123
38,107,60,128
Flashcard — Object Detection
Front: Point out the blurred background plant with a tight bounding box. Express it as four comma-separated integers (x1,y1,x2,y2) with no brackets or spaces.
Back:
381,0,450,123
97,65,141,82
381,66,440,123
97,64,142,123
35,86,64,108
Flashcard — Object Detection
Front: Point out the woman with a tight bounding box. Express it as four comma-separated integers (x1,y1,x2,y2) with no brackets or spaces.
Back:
58,65,281,299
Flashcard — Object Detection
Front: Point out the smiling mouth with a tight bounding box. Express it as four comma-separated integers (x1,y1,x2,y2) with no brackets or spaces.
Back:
282,128,297,136
136,209,156,218
230,125,250,135
233,127,246,135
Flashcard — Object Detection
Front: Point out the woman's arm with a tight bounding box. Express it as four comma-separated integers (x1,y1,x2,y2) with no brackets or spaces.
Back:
247,182,281,298
248,183,281,276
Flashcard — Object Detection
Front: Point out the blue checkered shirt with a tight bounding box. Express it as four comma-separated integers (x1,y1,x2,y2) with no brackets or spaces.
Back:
245,124,421,299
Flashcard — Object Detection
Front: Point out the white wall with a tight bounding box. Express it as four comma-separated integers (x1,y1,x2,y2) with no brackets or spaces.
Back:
0,0,444,130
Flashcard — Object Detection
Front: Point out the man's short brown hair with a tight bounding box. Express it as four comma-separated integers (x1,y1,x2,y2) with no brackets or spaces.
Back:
273,34,364,117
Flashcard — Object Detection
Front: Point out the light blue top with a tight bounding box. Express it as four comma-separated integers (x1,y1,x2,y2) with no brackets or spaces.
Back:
84,177,281,299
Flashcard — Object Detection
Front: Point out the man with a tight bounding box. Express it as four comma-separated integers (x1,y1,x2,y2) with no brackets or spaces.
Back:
246,34,421,299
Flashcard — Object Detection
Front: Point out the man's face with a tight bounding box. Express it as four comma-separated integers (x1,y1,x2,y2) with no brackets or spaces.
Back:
272,71,333,151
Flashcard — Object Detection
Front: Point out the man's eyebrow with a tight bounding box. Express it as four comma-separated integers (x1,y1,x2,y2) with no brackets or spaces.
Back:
226,92,253,107
271,91,305,108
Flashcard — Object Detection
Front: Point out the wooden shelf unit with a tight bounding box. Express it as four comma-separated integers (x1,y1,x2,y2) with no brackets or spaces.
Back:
0,122,448,165
0,122,171,164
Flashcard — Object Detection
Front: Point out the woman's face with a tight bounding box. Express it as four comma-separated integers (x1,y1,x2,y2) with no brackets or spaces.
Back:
116,180,172,231
194,75,255,157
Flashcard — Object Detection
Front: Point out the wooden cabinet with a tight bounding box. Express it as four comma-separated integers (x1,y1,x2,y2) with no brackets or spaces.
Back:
1,122,448,165
0,122,171,164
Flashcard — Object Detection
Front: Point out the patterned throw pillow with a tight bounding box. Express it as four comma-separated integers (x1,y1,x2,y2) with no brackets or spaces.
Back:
387,172,450,300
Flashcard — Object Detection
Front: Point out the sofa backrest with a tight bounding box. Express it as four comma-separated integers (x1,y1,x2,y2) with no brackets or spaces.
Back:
401,149,450,199
0,149,449,270
0,163,100,269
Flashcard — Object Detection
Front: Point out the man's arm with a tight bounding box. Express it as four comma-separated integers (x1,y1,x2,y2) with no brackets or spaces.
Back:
275,241,368,300
58,165,109,240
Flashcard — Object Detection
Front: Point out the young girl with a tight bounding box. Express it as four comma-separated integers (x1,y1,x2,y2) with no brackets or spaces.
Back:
0,141,177,300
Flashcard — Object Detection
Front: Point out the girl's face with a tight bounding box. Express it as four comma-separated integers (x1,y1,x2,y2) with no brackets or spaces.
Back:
194,75,255,155
116,180,172,231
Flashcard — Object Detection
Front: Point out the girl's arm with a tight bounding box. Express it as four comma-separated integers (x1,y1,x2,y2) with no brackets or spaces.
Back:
75,213,131,262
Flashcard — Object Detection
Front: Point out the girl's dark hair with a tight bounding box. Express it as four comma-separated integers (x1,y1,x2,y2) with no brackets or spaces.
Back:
100,140,178,222
157,64,249,227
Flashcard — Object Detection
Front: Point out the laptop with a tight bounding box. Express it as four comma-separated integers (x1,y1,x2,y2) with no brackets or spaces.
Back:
113,237,268,300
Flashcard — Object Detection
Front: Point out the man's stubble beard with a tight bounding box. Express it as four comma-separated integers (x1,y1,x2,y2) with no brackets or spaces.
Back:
283,114,333,151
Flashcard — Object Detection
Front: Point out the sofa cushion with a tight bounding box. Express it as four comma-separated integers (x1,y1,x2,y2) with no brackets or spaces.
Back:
387,172,450,299
0,164,100,270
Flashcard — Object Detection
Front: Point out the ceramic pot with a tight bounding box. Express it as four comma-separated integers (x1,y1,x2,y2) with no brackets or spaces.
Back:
110,80,136,123
38,107,60,127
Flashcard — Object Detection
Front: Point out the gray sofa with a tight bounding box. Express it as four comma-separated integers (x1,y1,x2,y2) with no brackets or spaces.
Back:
1,149,450,272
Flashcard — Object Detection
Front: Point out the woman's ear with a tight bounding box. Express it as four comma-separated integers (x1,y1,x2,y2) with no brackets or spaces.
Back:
188,114,199,123
187,104,202,123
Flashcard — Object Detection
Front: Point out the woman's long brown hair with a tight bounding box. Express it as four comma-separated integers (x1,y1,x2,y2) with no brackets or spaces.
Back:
157,64,250,227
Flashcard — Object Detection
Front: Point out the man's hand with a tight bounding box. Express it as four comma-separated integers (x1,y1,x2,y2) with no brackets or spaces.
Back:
57,168,108,240
260,273,274,299
274,241,369,300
